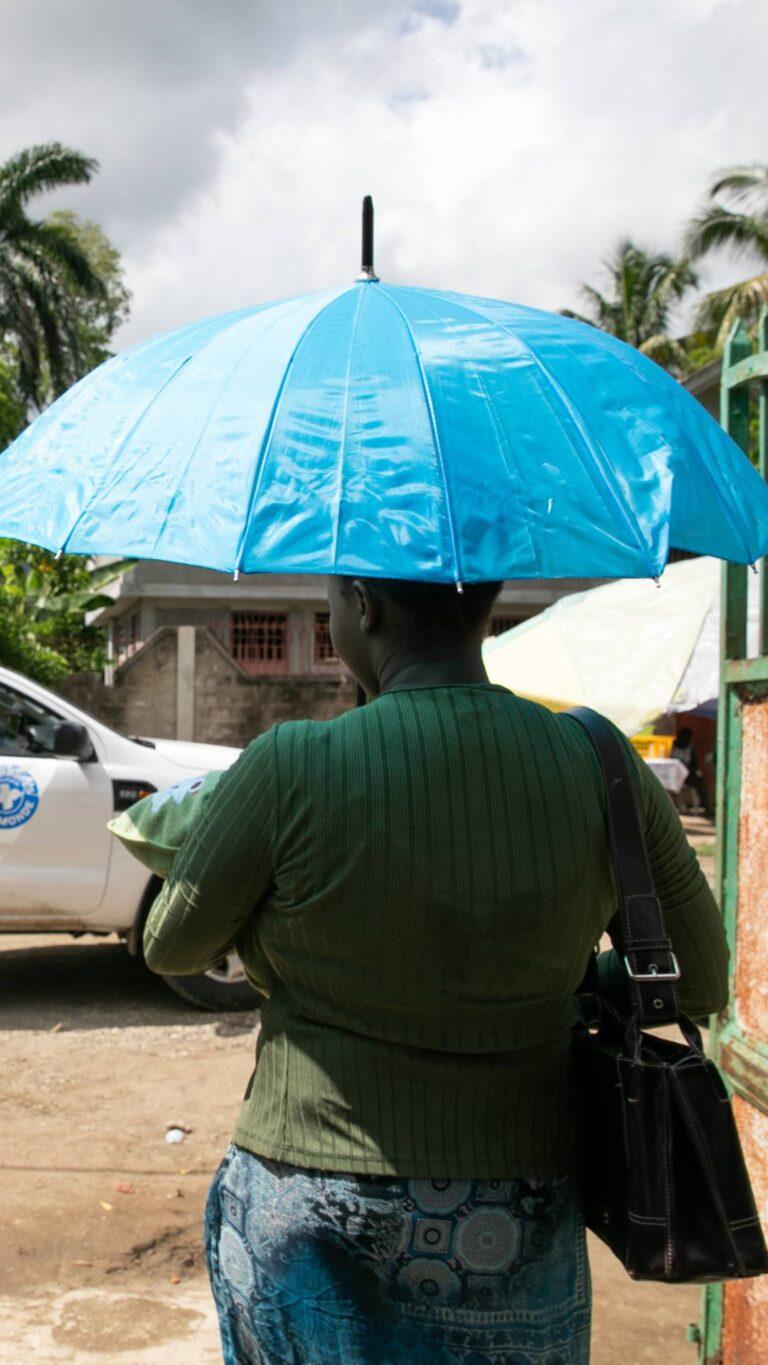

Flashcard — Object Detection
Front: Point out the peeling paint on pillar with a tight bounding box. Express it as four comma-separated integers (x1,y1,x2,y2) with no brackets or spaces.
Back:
733,700,768,1041
720,697,768,1363
723,1099,768,1362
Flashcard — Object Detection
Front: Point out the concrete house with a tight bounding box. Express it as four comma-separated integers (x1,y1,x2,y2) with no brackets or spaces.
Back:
71,566,594,746
89,564,588,678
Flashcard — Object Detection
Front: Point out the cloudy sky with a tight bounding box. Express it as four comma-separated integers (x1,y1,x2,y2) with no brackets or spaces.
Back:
2,0,767,347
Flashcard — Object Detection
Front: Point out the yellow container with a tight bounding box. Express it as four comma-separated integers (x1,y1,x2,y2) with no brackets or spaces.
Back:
631,733,675,760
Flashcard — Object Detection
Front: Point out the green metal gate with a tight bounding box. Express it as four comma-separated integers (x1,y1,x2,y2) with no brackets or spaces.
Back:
700,312,768,1363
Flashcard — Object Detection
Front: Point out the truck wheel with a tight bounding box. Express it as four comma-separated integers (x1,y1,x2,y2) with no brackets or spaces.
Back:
161,952,263,1012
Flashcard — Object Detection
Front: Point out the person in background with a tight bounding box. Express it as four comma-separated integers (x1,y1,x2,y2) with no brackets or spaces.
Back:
671,725,713,817
141,576,728,1365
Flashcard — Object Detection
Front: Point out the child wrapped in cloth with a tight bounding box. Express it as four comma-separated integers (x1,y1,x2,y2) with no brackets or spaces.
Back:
108,772,223,877
109,769,272,1009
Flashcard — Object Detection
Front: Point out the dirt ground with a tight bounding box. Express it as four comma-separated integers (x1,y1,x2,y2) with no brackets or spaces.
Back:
0,817,714,1363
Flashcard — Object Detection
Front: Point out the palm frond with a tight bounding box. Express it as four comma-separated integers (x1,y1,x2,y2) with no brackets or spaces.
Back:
685,205,768,264
0,263,43,392
559,309,596,327
2,257,81,400
8,222,105,298
576,283,621,332
638,334,687,370
709,164,768,204
693,273,768,348
0,144,97,217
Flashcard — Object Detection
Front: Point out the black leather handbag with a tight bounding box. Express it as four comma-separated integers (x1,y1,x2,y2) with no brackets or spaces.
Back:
570,706,768,1283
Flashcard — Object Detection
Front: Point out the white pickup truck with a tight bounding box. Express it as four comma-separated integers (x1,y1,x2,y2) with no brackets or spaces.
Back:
0,663,260,1011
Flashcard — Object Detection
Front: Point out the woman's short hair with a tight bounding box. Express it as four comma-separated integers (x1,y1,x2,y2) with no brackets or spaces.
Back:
372,578,502,648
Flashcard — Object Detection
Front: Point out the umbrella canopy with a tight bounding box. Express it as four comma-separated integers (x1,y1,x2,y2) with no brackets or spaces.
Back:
1,281,767,581
482,556,758,734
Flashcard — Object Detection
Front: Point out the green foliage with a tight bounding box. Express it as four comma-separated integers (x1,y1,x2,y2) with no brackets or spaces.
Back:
0,610,69,684
0,147,132,682
686,164,768,263
686,164,768,349
693,272,768,350
0,347,26,448
0,543,132,679
0,141,129,412
568,164,768,368
678,330,720,378
45,211,130,378
562,241,698,374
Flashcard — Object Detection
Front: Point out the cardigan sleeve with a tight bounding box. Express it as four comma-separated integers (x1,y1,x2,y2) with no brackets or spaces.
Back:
596,744,729,1019
143,729,277,981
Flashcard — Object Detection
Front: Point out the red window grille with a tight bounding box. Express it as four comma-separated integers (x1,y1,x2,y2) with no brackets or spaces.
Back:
230,612,288,675
487,615,523,638
313,613,338,665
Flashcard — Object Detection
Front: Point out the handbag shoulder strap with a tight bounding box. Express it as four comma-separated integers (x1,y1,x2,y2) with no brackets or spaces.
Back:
568,706,681,1024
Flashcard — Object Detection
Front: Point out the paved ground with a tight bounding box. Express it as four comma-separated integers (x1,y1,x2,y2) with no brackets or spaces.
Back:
0,815,714,1361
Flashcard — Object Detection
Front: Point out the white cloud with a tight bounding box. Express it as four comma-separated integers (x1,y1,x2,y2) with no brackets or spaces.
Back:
4,0,767,345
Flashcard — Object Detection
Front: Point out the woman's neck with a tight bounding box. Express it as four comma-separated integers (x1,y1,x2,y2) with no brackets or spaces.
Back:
377,649,490,694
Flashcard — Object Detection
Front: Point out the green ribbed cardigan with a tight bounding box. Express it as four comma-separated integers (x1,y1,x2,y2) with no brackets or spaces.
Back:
144,685,728,1178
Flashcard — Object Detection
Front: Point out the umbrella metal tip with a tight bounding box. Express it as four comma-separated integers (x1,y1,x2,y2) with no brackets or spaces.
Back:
358,194,379,282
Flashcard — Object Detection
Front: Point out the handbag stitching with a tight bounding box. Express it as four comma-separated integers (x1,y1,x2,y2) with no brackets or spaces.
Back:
697,1057,733,1105
671,1070,744,1273
661,1069,674,1279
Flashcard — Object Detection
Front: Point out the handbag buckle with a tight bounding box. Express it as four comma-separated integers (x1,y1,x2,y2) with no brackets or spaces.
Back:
624,952,681,982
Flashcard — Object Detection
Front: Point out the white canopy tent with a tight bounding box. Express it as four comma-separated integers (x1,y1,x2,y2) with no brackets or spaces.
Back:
483,556,759,736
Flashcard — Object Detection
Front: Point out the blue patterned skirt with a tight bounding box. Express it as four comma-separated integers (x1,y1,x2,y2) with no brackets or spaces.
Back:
205,1145,590,1364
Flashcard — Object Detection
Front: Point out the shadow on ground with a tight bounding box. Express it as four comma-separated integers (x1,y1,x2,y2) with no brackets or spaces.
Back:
0,934,257,1033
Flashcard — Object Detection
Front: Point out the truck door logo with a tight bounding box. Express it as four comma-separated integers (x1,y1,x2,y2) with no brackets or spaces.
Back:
0,768,40,829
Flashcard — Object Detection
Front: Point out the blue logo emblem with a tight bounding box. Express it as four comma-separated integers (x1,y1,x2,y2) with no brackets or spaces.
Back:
150,773,208,812
0,767,40,829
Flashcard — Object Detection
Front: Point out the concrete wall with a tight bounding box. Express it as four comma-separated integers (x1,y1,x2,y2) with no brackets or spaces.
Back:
58,626,357,747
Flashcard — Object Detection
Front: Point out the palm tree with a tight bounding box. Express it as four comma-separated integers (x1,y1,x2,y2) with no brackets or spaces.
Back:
563,241,698,372
685,164,768,347
0,143,106,406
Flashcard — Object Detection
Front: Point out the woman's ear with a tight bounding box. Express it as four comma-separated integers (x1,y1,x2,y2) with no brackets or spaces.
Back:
351,579,379,635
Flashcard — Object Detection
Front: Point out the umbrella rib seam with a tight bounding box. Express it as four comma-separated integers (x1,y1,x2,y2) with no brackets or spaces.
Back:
57,353,196,555
400,290,544,578
147,294,330,560
594,342,755,563
419,289,659,578
378,287,463,583
329,285,366,571
52,297,312,558
233,290,351,574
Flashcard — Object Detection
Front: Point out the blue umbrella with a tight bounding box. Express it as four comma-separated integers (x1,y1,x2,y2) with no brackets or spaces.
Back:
1,199,766,582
